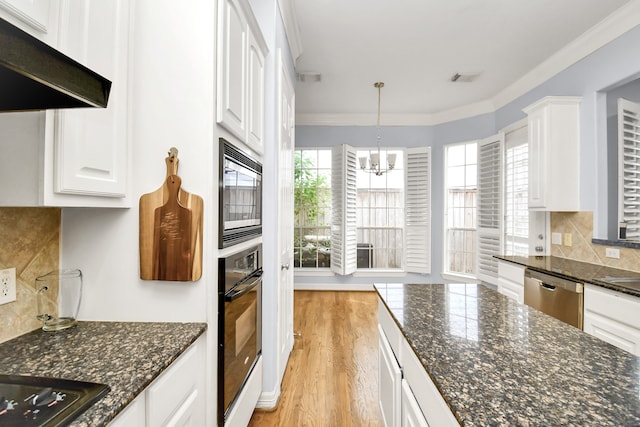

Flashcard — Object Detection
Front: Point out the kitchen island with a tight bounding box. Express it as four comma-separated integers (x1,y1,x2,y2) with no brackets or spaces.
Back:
0,321,207,426
375,283,640,426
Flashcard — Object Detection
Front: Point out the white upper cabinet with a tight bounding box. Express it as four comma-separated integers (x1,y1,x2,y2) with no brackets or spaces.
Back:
45,0,131,206
0,0,56,41
0,0,131,207
523,96,581,211
217,0,267,154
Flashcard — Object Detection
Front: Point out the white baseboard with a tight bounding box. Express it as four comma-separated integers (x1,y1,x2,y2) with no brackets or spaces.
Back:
294,283,375,291
256,386,281,409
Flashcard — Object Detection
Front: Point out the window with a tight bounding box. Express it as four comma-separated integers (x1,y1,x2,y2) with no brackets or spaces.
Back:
444,142,477,276
504,125,529,256
297,144,431,274
356,149,404,269
293,149,332,268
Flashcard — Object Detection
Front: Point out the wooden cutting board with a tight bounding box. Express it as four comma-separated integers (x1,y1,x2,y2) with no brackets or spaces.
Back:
139,156,203,281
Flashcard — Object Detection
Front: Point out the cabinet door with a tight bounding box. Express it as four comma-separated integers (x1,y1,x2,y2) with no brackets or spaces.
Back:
497,261,524,303
146,336,205,426
45,0,130,205
401,380,429,427
379,325,401,427
246,28,265,152
0,0,53,35
108,394,146,427
217,0,247,141
527,106,546,208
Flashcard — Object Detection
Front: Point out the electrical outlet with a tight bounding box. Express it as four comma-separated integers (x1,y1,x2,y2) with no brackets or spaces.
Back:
605,248,620,259
0,267,16,305
563,233,572,247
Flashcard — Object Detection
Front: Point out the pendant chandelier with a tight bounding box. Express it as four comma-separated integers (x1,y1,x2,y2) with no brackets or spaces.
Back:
359,81,396,176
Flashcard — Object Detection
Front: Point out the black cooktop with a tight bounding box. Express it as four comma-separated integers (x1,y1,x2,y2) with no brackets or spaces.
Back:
0,375,110,427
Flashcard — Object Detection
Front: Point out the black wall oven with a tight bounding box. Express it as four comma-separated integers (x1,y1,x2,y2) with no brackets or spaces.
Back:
219,138,262,248
218,244,262,425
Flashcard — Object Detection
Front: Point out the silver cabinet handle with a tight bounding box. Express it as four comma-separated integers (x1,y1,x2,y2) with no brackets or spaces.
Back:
281,263,290,270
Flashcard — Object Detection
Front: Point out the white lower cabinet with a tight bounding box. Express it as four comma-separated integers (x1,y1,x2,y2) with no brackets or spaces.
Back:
109,335,206,426
378,300,457,427
109,394,146,427
584,284,640,356
497,261,525,303
401,380,429,427
379,325,402,427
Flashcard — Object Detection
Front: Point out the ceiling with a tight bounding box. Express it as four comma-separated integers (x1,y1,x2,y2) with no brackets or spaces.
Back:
293,0,633,124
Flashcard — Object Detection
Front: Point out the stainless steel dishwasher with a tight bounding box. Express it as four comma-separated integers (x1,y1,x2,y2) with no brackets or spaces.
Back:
524,269,584,329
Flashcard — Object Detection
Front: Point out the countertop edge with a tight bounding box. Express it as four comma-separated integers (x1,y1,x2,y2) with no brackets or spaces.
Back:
374,285,464,426
98,322,208,426
0,321,208,427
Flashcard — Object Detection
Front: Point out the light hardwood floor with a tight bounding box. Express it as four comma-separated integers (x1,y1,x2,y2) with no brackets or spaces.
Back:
248,290,383,427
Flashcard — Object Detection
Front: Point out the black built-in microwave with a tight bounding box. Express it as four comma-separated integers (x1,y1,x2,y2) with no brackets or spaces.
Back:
219,138,262,248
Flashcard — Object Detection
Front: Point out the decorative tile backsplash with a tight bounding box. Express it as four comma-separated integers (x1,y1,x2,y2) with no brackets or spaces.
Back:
0,207,60,343
550,211,640,272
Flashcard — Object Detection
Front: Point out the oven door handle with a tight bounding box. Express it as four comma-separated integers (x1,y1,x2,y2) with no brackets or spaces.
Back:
225,274,262,301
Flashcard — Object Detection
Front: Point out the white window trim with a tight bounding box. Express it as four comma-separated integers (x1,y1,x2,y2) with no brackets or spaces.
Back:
442,140,478,278
503,122,529,256
441,272,481,284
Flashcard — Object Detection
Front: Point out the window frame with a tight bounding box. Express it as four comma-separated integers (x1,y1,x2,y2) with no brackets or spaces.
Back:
293,148,333,270
442,140,479,281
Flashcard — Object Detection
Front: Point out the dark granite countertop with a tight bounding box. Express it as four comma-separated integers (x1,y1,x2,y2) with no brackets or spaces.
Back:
495,255,640,297
0,321,207,426
375,283,640,427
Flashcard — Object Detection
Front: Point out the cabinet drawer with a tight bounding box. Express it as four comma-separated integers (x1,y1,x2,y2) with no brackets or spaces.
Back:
378,299,402,360
584,284,640,330
498,261,524,284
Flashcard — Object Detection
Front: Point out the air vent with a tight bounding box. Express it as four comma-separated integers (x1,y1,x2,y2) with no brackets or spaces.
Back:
297,72,321,83
450,72,482,83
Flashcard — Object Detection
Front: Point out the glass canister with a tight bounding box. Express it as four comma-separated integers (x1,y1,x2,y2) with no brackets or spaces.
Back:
36,269,83,331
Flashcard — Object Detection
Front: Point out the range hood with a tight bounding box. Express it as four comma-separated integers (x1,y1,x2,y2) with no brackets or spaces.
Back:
0,17,111,111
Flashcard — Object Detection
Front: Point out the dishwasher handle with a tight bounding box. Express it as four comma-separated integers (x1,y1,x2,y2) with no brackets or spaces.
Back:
524,269,583,294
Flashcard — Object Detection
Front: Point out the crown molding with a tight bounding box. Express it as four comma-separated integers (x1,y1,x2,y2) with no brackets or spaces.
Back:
297,0,640,127
277,0,303,60
296,99,495,126
492,0,640,111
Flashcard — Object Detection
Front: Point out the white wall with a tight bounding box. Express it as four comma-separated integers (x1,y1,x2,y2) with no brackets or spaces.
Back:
63,0,215,323
61,0,217,422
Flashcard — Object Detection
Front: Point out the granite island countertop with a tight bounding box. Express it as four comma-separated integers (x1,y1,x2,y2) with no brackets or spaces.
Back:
375,283,640,426
495,255,640,297
0,321,207,426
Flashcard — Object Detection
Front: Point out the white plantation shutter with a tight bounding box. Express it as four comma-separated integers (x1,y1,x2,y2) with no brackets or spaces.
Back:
619,98,640,240
476,134,504,285
405,147,431,273
331,144,358,275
